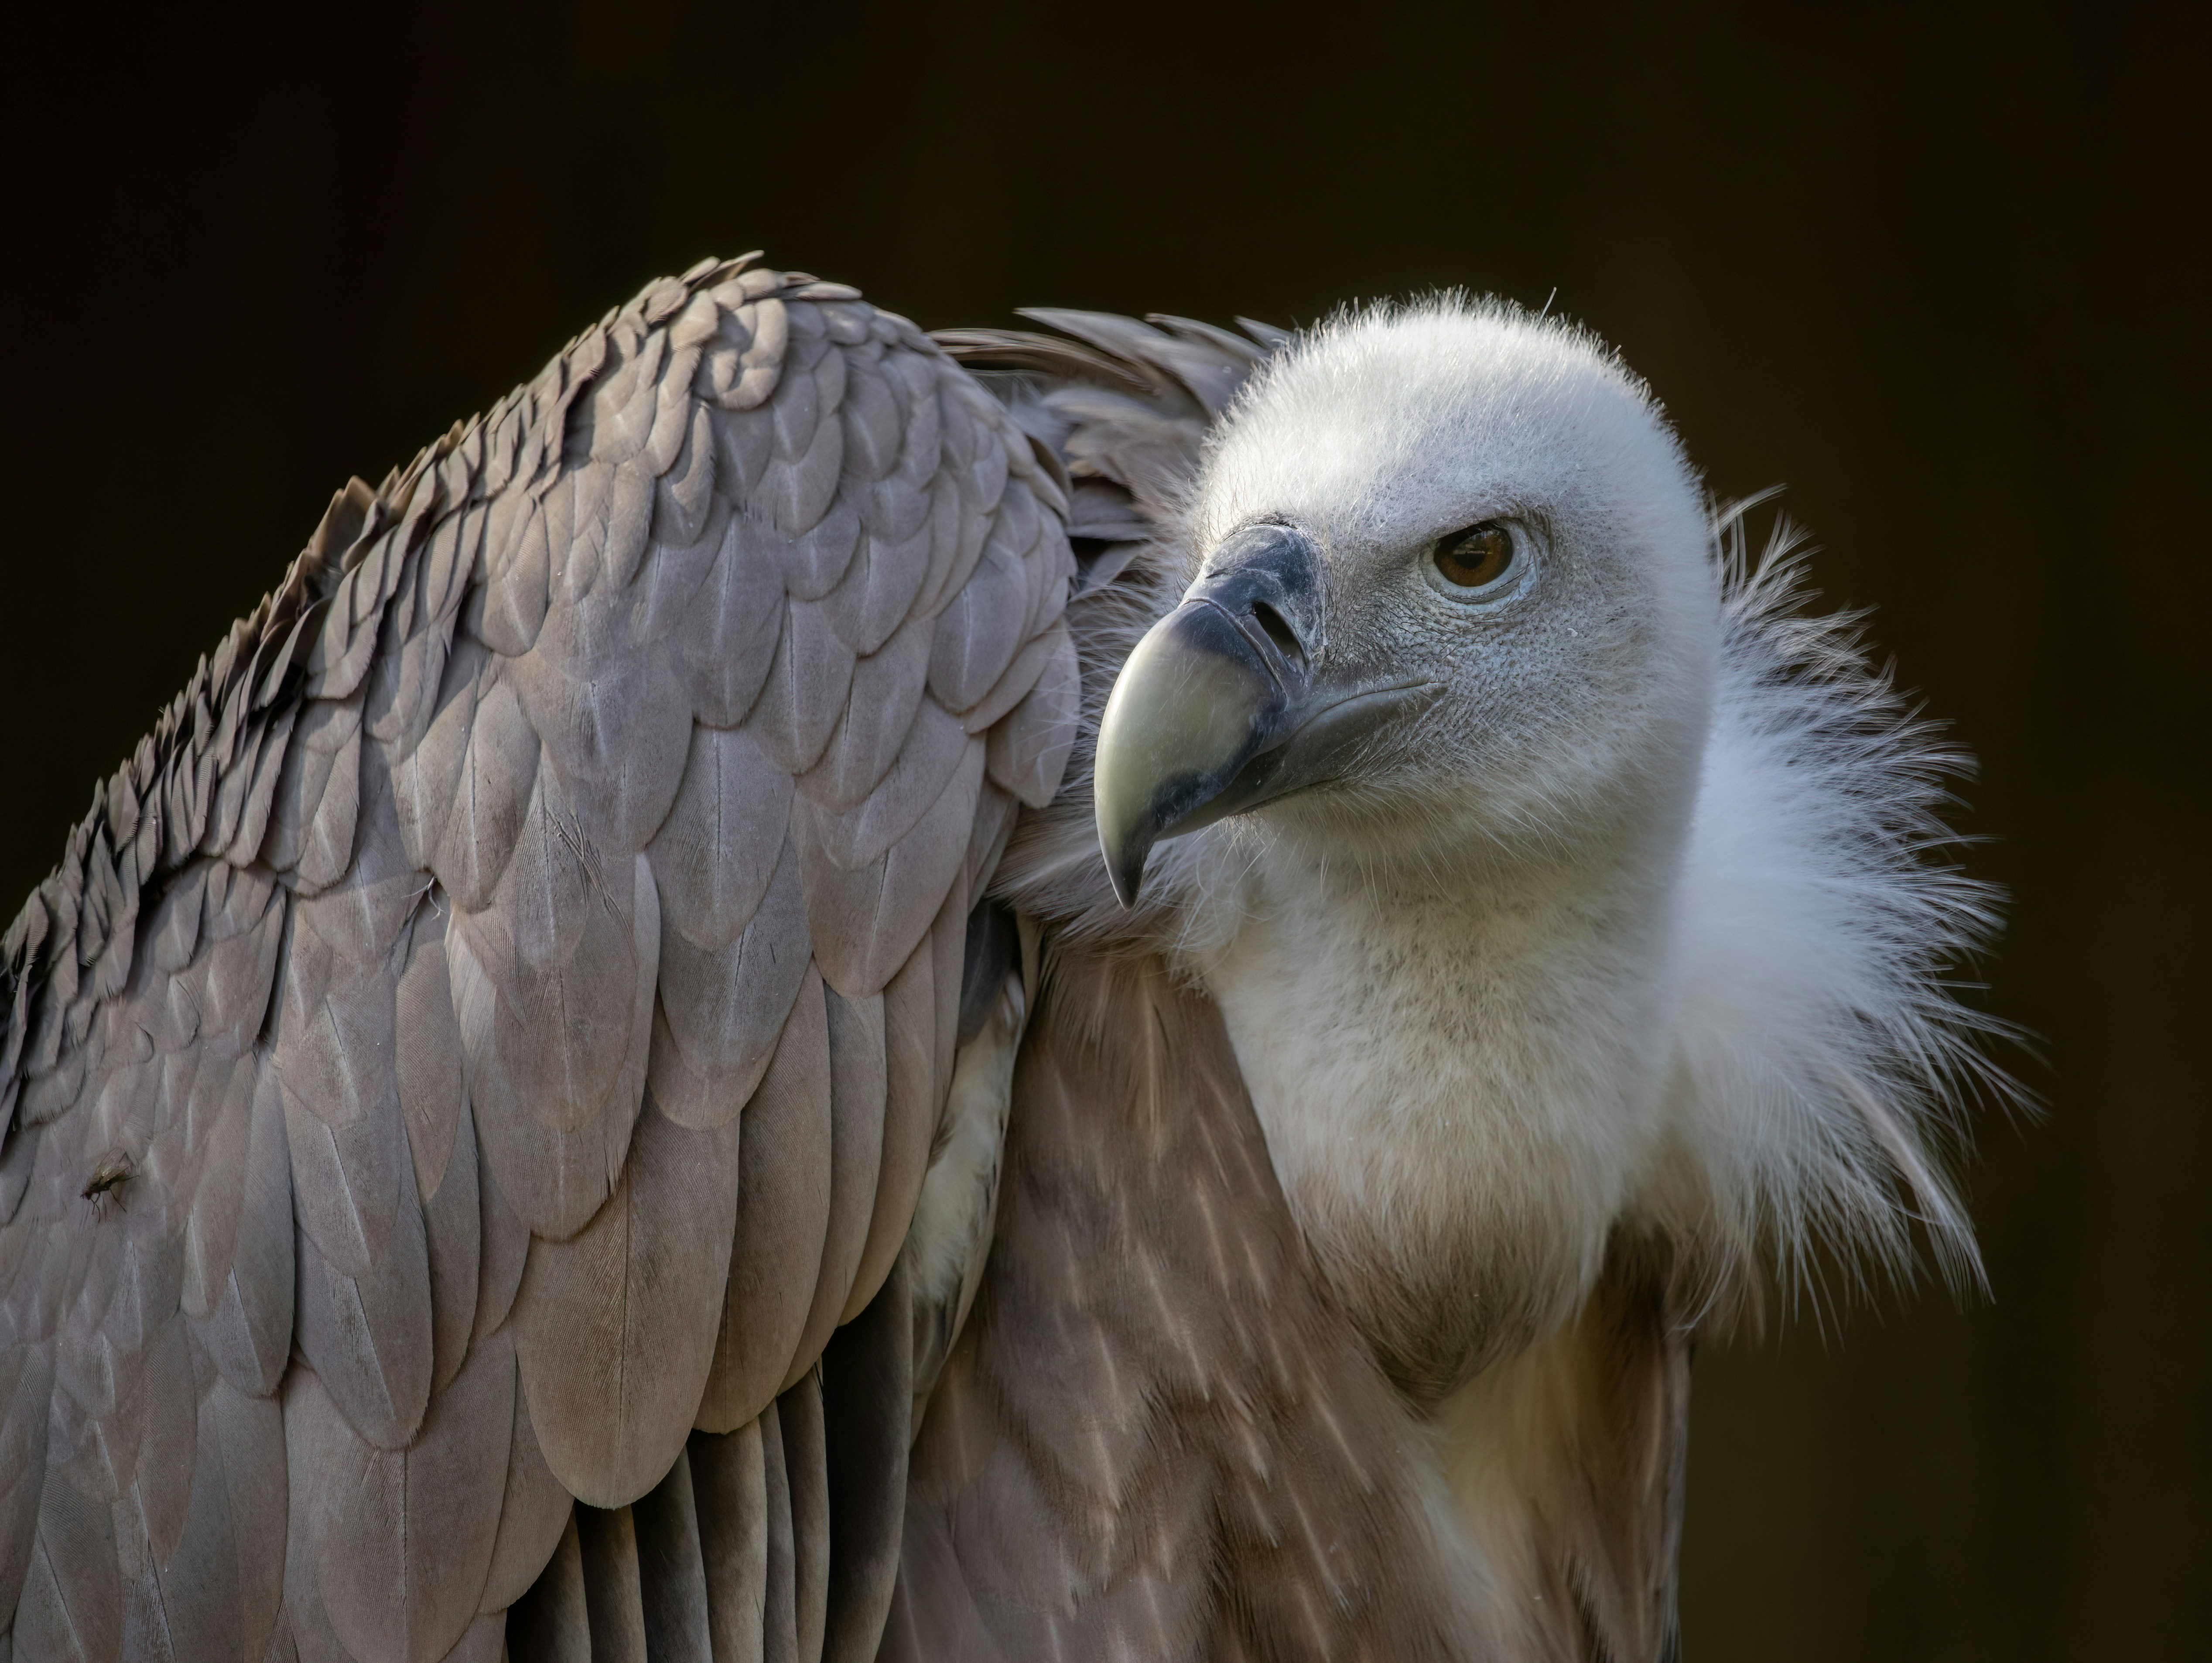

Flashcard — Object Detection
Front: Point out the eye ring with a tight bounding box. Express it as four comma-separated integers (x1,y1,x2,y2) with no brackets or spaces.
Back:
1429,521,1518,595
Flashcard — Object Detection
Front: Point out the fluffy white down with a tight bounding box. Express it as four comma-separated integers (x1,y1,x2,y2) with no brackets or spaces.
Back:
1648,509,2004,1312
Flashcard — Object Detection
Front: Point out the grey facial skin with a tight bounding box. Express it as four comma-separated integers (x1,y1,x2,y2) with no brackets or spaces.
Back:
1093,521,1441,905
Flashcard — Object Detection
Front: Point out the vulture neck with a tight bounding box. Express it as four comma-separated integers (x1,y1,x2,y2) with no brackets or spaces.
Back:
1189,801,1689,1404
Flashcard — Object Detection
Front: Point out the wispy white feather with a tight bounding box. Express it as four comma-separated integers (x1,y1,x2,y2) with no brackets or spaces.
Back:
1653,500,2016,1321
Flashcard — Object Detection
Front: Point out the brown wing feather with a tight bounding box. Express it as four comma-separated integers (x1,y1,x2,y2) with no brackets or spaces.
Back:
819,1252,913,1663
687,1419,769,1663
631,1446,714,1663
505,1512,591,1662
0,256,1077,1659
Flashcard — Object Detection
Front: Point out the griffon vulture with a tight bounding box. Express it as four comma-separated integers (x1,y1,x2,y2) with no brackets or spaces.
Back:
0,255,2000,1661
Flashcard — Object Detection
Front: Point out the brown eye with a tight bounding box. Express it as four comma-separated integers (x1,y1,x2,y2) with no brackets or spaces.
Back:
1432,523,1515,590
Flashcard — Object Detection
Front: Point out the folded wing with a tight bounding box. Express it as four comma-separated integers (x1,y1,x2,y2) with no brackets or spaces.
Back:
0,257,1077,1663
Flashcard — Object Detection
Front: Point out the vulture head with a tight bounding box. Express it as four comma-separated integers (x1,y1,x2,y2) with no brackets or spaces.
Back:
1086,296,1989,1404
1098,300,1716,903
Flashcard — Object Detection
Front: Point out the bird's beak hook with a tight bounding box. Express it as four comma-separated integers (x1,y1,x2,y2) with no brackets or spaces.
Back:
1092,524,1324,904
1094,523,1445,905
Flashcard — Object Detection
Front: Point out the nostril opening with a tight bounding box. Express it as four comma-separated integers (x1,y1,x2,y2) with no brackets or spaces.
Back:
1249,602,1306,675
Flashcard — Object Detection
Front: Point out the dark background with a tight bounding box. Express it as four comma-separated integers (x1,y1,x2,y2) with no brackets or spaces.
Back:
6,2,2206,1655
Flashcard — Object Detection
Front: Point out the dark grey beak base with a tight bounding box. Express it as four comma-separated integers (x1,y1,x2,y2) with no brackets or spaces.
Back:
1092,523,1437,906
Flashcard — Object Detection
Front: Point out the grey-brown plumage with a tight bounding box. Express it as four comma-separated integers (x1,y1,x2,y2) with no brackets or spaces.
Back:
0,250,1982,1663
889,950,1487,1662
0,256,1077,1661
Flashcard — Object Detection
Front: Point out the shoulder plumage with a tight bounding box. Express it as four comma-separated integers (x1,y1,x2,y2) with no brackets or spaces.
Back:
938,309,1292,945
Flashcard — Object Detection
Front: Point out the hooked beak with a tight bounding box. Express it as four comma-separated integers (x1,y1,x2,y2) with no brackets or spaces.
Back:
1092,522,1440,905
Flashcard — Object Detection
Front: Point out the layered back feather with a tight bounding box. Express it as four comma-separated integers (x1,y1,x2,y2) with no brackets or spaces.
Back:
0,255,1081,1663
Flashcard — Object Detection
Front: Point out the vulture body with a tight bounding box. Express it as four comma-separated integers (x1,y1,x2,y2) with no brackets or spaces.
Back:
0,257,1997,1662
